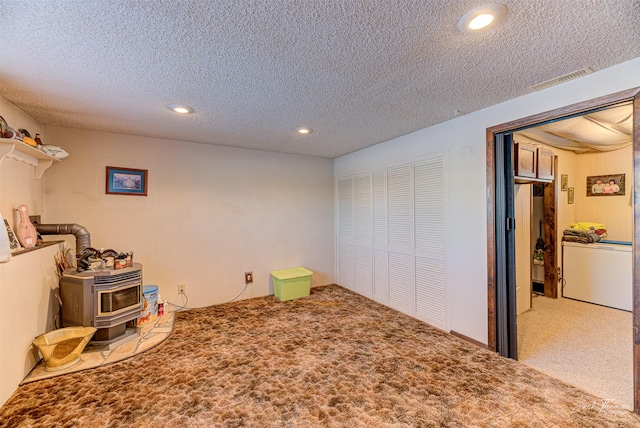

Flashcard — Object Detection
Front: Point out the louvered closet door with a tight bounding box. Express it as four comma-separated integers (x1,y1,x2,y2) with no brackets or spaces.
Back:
372,170,389,303
338,177,355,290
387,165,415,315
337,156,448,330
414,158,447,329
354,174,373,297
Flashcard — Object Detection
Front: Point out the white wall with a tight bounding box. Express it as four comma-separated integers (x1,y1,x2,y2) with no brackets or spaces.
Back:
334,58,640,344
0,97,45,225
0,97,59,407
0,243,62,407
42,127,335,307
575,146,633,241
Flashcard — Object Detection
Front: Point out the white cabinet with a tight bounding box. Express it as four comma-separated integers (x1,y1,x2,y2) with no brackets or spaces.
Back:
0,138,61,179
562,241,631,311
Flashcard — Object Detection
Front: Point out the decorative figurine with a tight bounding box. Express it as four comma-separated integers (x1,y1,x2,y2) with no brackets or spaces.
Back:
16,204,38,248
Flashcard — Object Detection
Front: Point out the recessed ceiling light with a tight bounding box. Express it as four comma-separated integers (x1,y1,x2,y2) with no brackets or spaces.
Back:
469,13,494,30
167,104,194,114
458,4,507,33
296,127,313,134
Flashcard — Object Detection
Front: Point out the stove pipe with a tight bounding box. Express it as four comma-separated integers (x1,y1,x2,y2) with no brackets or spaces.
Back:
35,223,91,254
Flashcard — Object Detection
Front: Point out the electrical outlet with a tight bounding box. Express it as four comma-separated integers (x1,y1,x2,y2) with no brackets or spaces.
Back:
178,283,186,294
244,272,253,284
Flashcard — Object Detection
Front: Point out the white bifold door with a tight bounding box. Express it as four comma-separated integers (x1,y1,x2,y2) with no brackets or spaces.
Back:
337,155,447,330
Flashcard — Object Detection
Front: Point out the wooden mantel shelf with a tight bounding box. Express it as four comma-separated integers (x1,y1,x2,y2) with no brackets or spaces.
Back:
10,240,64,257
0,138,61,179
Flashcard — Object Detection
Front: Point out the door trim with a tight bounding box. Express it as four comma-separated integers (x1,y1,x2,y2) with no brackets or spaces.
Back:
543,170,557,298
486,87,640,411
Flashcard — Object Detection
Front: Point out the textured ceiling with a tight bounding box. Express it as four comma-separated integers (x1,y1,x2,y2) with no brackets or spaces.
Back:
1,1,639,158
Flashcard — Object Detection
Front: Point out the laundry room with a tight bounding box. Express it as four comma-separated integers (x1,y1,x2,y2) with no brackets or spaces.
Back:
513,102,634,408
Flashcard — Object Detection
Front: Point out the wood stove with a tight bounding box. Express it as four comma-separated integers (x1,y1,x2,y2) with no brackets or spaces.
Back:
60,263,143,342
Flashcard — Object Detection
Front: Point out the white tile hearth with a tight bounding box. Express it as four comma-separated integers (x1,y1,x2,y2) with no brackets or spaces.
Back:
22,312,175,384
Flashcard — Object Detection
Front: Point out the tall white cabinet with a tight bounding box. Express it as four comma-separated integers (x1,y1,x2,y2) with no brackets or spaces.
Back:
337,155,447,330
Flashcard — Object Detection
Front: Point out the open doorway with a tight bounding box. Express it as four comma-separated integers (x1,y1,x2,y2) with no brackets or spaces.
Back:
514,180,555,314
512,105,633,408
486,88,640,412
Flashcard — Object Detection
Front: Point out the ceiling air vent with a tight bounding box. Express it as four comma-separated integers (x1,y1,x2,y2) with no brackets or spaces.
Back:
529,68,594,92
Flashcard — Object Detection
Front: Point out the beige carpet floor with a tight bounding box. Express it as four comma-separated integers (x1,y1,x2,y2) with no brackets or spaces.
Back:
518,295,633,410
1,285,639,427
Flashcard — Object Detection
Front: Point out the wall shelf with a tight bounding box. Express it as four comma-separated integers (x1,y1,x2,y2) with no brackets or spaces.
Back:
0,138,61,179
11,240,64,257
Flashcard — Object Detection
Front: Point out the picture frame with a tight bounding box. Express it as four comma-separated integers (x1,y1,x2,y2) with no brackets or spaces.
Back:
560,174,568,191
4,219,22,252
532,183,544,197
586,173,624,197
568,187,575,204
106,166,148,196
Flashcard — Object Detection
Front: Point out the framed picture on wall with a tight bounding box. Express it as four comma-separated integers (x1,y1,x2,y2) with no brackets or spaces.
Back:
586,173,625,197
106,166,148,196
532,183,544,197
560,174,568,191
568,187,575,204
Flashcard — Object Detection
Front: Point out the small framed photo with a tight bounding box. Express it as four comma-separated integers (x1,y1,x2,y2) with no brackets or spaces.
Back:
106,166,148,196
532,183,544,197
568,187,575,204
560,174,568,191
4,219,22,252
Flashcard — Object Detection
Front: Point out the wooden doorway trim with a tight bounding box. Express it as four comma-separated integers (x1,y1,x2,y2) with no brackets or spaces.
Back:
543,162,558,298
486,87,640,411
